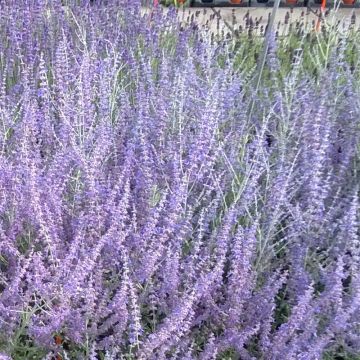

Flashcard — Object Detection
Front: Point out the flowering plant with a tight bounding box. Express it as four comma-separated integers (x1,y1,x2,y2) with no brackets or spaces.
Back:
0,1,359,359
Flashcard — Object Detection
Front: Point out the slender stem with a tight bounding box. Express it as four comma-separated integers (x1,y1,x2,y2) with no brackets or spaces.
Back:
248,0,281,122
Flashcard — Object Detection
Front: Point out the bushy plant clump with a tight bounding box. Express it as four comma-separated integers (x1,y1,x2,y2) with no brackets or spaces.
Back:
0,1,359,359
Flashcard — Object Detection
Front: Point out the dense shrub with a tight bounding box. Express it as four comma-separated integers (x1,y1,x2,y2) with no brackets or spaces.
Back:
0,1,359,359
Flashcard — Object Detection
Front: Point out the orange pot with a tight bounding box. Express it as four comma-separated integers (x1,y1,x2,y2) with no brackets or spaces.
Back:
286,0,298,4
230,0,242,3
342,0,355,4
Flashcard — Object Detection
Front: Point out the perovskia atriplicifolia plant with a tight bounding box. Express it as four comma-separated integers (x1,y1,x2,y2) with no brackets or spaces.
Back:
0,1,359,359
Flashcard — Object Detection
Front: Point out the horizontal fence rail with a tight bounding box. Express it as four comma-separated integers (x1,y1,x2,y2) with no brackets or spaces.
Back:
192,0,359,6
142,0,360,7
